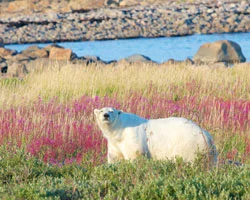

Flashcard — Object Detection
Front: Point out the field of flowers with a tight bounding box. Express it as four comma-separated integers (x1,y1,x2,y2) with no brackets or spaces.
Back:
0,62,250,199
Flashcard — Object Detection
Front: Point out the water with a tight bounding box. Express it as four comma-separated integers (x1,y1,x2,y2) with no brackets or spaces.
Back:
5,32,250,63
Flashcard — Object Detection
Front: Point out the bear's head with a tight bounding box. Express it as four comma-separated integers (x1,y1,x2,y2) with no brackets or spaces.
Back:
94,107,122,128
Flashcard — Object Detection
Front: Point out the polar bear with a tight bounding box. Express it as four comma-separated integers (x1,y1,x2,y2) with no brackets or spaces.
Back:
94,107,217,165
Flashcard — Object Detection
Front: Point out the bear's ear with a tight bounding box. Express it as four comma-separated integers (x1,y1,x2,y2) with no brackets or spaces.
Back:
94,109,100,116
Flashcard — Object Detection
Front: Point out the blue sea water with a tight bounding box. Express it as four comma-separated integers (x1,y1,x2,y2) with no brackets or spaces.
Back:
5,32,250,63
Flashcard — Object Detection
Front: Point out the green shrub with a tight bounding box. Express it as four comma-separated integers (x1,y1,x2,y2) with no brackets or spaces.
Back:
1,149,249,199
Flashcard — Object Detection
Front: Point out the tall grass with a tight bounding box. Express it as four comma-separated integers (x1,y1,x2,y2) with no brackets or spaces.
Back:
0,62,250,165
1,62,249,106
0,62,250,199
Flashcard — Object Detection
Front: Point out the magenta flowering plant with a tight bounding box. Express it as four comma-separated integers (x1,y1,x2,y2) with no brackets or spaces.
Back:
0,92,249,165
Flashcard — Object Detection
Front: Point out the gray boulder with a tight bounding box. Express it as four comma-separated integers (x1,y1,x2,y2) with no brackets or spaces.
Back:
193,40,246,64
0,38,4,48
123,54,154,63
6,62,28,78
21,46,48,59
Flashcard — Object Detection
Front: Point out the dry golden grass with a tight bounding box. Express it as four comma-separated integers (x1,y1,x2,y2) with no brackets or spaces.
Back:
0,61,250,107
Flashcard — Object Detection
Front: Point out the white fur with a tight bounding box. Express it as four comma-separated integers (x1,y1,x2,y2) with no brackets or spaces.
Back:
94,107,217,165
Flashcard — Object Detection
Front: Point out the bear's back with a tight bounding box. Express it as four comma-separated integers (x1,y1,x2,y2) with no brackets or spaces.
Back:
146,117,212,161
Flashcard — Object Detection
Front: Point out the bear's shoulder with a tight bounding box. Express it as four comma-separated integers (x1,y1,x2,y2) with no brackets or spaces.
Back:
119,112,148,127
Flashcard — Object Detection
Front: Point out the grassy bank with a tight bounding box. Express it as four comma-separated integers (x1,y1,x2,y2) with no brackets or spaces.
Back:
0,62,250,199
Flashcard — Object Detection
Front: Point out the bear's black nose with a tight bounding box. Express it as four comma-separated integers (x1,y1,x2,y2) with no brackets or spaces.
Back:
104,113,109,119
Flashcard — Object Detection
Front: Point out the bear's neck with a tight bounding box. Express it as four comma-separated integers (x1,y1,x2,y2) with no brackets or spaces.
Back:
100,119,123,142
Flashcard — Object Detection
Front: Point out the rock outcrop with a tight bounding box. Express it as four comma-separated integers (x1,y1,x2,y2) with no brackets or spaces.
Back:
49,47,75,61
21,46,48,59
0,47,17,58
0,39,248,78
193,40,246,63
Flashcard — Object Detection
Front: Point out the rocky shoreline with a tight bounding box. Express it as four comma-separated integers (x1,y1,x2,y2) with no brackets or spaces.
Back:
0,39,249,78
1,1,250,44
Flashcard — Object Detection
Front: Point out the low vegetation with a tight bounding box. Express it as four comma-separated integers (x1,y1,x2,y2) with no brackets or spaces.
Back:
0,62,250,199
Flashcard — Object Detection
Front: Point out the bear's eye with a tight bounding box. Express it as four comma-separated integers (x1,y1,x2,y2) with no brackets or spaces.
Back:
110,111,114,113
100,110,103,113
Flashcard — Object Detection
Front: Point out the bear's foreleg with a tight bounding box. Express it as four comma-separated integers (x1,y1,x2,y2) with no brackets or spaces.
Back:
108,152,124,163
